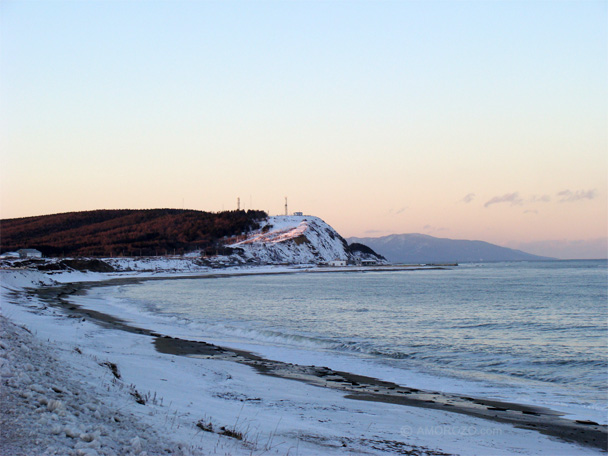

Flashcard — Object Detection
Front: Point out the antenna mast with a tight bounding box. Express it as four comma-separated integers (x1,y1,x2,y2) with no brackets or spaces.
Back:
284,197,288,216
237,197,240,211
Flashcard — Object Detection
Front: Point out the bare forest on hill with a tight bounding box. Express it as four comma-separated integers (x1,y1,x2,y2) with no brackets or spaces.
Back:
0,209,267,257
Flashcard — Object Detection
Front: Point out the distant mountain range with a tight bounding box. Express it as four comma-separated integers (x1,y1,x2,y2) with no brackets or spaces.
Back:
347,233,554,264
1,209,553,264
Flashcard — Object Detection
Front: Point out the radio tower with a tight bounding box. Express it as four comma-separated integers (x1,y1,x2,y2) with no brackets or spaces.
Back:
237,197,240,211
284,197,288,216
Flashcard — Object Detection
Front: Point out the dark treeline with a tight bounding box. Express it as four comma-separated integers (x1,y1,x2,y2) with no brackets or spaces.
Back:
0,209,267,257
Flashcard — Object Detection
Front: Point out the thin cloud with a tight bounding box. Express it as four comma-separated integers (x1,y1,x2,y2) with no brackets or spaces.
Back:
388,207,408,216
461,193,476,203
524,209,539,215
529,195,551,203
484,192,523,208
557,189,597,203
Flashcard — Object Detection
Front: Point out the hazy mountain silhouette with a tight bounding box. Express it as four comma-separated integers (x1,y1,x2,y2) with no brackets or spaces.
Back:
347,233,554,264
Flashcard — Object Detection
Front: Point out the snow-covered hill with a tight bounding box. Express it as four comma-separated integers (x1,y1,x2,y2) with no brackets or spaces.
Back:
0,216,385,270
228,215,385,265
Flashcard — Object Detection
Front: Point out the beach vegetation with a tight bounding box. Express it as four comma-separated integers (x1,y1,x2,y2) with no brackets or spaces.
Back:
100,361,121,380
219,426,244,440
196,419,214,433
196,418,244,441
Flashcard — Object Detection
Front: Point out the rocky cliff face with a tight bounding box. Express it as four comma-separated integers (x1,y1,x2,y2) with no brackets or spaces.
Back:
227,216,385,265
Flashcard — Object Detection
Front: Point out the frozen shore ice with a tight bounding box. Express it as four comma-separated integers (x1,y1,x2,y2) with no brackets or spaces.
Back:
1,267,606,455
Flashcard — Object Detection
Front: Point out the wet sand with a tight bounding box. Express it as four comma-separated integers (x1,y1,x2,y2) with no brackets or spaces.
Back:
33,277,608,451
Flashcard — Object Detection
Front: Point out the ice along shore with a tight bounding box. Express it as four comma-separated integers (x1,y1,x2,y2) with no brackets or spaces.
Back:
1,266,606,455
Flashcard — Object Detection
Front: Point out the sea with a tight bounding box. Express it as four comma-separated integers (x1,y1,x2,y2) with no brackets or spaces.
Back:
95,260,608,424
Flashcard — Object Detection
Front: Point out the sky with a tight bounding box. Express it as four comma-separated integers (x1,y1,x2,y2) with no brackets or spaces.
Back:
1,0,606,258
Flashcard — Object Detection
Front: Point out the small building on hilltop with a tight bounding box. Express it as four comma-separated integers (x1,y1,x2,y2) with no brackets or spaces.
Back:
328,260,347,267
356,258,377,266
18,249,42,259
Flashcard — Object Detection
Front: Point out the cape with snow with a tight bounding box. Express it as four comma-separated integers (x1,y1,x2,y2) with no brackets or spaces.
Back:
227,215,386,266
1,214,385,271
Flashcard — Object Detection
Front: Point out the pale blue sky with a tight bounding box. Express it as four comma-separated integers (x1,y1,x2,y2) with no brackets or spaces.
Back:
1,0,606,257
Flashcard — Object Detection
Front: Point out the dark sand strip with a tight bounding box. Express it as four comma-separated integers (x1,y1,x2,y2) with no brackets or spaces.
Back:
31,277,608,452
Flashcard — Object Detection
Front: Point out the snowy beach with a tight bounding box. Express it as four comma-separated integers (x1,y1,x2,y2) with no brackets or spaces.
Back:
1,266,606,455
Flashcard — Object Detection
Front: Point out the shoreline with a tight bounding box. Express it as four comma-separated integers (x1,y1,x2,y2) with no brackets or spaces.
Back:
32,274,608,451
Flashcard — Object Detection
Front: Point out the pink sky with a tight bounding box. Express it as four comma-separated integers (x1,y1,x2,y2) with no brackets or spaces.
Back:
1,1,606,258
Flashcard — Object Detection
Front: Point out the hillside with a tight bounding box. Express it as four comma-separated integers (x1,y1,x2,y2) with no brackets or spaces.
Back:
0,210,385,267
228,215,386,265
0,209,267,257
347,233,554,264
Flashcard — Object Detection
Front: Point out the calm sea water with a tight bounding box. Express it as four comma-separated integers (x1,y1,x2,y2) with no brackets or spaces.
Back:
108,260,608,422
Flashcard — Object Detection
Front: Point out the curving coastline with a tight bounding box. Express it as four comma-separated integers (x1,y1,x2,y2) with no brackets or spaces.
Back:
34,275,608,451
